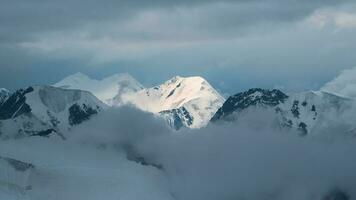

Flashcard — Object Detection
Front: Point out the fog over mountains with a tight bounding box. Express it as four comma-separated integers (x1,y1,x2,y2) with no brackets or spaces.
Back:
1,67,356,200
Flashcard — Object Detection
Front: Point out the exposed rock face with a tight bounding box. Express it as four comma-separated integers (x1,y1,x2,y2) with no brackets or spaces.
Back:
211,88,288,122
160,107,194,130
68,103,98,126
0,87,33,120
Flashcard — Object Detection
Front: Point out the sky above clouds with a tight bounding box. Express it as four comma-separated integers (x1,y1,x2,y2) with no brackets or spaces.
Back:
1,0,356,94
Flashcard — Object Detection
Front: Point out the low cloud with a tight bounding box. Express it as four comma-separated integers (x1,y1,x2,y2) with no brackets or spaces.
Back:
67,106,356,200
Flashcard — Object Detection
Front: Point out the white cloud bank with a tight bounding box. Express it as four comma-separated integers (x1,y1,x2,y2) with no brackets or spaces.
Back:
1,106,356,200
321,66,356,98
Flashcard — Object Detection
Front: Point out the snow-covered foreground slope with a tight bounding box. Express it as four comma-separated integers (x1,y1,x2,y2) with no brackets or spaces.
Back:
0,138,174,200
54,73,143,105
211,88,356,136
0,86,106,139
124,76,225,128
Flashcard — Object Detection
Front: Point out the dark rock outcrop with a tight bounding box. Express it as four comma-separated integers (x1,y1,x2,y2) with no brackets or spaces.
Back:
211,88,288,122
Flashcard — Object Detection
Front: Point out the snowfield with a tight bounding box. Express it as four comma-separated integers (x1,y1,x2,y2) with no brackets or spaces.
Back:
54,72,144,106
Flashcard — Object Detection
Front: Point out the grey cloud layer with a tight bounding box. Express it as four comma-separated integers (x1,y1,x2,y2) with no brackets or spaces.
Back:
0,0,355,91
70,106,356,200
0,0,349,42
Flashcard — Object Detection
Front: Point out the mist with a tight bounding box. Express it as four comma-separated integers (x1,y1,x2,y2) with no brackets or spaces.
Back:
65,106,356,200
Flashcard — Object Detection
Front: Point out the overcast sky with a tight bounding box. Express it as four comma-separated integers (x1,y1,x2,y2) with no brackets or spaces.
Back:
1,0,356,94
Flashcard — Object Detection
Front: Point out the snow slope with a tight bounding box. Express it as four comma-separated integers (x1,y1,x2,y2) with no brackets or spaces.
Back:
124,76,225,128
0,86,106,139
212,88,356,136
54,73,144,105
321,66,356,98
277,90,355,135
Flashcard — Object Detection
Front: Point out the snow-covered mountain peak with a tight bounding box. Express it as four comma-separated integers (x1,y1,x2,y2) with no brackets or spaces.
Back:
54,72,143,105
125,75,225,128
162,75,205,86
65,72,90,80
104,73,137,82
154,76,222,108
55,72,94,88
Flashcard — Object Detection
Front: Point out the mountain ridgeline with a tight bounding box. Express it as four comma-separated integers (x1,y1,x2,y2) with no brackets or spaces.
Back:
211,88,289,122
1,72,356,137
0,86,106,139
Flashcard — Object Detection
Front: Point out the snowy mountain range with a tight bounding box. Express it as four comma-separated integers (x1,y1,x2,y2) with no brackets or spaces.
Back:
54,73,225,129
0,86,106,139
2,69,356,136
